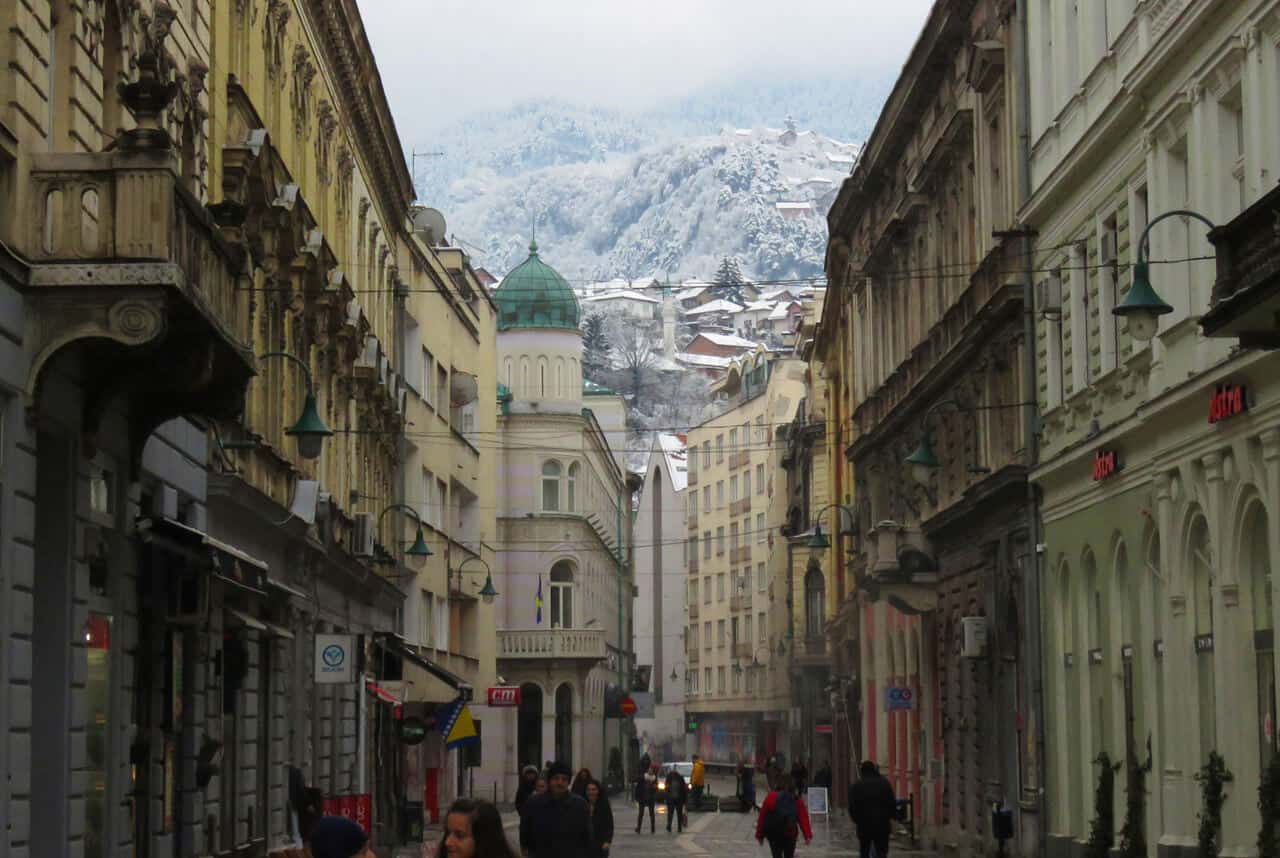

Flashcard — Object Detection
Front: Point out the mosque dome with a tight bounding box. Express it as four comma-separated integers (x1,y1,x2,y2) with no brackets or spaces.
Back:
493,240,581,332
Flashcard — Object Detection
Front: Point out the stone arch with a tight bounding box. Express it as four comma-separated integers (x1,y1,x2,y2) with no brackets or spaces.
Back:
1236,495,1275,766
518,681,545,770
1184,509,1216,759
554,682,575,766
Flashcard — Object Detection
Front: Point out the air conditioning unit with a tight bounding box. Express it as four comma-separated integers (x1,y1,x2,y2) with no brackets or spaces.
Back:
352,512,375,558
960,616,988,659
1035,277,1063,320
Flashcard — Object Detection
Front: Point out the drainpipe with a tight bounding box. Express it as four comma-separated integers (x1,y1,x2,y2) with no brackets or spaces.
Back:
1011,3,1049,856
617,485,626,780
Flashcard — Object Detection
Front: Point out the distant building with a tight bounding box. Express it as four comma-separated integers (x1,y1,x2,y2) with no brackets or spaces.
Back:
684,331,760,359
633,433,690,761
775,201,814,220
581,289,662,323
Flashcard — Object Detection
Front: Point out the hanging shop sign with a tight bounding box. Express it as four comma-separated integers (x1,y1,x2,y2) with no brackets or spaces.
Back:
1092,449,1122,481
884,687,915,711
1195,633,1214,654
486,686,522,707
315,634,358,684
1208,383,1249,424
397,717,429,746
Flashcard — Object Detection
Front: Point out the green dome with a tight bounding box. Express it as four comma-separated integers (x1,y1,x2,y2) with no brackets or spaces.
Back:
494,241,581,331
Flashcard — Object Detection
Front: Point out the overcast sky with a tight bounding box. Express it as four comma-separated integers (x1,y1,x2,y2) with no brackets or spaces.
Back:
358,0,932,141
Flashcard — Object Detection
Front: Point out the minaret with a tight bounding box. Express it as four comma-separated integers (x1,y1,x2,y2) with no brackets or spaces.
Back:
662,279,677,360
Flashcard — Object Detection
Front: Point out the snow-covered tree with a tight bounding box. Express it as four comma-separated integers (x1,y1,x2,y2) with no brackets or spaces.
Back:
601,317,660,402
714,256,748,303
582,314,612,382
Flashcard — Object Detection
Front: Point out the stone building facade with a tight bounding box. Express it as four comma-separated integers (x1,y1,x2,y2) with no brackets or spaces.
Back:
821,1,1041,854
1020,3,1280,858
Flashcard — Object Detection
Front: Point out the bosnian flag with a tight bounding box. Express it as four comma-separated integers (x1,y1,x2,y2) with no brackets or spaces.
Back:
536,576,544,625
438,696,479,750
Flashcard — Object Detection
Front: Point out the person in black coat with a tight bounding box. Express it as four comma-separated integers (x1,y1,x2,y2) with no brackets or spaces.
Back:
585,779,614,858
520,761,592,858
848,760,897,858
664,770,688,832
515,765,540,817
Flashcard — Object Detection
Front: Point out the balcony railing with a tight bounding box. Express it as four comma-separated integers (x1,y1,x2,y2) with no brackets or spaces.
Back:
689,649,701,664
731,497,752,517
687,469,699,487
730,593,753,612
733,642,752,659
729,450,750,470
689,602,700,620
497,628,607,661
731,545,752,564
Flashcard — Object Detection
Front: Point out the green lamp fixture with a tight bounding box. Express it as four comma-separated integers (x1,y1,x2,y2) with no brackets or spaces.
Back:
406,525,434,567
905,431,940,486
1111,209,1216,342
478,572,499,604
286,391,334,460
806,522,831,551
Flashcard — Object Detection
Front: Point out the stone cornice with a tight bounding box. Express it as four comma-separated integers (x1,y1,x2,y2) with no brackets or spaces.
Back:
301,0,414,226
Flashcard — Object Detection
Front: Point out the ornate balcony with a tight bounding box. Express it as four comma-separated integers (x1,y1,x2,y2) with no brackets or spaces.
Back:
731,545,752,564
1203,182,1280,347
729,450,750,469
22,148,255,443
859,522,939,615
730,593,752,612
497,628,607,662
731,497,752,517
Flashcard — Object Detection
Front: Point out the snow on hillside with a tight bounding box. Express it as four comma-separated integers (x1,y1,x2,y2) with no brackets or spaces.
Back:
444,125,857,281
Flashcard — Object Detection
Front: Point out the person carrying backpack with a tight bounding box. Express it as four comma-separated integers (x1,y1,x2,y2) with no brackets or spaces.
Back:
754,773,812,858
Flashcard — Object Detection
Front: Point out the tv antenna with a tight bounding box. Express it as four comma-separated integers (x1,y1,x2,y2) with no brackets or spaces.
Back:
411,148,445,202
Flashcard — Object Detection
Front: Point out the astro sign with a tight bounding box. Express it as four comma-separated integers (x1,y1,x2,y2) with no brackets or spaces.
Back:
1208,384,1249,424
315,634,357,684
1092,449,1122,482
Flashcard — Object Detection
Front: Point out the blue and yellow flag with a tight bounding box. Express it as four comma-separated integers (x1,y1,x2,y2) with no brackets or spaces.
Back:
535,575,544,625
439,697,479,749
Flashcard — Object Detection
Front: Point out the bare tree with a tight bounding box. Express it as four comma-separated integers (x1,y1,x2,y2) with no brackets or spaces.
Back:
602,316,660,401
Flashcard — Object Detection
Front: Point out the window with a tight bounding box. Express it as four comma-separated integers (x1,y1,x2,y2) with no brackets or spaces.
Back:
805,567,826,639
729,428,738,451
702,441,710,468
422,349,435,408
717,574,726,602
731,617,739,647
756,514,767,544
420,590,435,647
756,464,765,494
716,435,724,462
567,462,579,512
743,470,751,497
717,620,726,647
420,469,435,527
744,614,753,644
690,578,699,606
688,450,697,480
745,669,754,694
703,486,711,513
437,478,449,532
437,363,449,420
703,621,711,649
758,611,767,643
716,481,724,507
755,416,765,444
691,670,699,694
704,667,712,692
730,523,739,552
689,620,699,650
730,475,739,501
732,669,740,695
703,531,711,561
1046,268,1065,407
757,562,766,592
550,561,574,628
717,667,726,694
1068,242,1088,392
1098,213,1119,373
542,461,562,511
703,578,711,605
716,527,725,555
689,536,698,563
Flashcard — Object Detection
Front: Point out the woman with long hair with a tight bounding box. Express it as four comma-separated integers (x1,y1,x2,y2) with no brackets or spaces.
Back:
571,767,593,799
585,778,614,858
440,798,520,858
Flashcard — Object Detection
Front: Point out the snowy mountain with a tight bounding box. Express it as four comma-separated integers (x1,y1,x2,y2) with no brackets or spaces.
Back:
415,75,890,281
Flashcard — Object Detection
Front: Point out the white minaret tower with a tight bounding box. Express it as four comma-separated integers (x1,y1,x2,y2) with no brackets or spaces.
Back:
662,281,677,359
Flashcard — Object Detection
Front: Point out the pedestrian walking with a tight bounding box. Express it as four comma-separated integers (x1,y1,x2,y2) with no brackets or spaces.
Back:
585,779,614,858
633,763,658,833
755,773,813,858
813,762,832,791
519,761,592,858
515,765,539,817
664,769,688,832
441,797,520,858
572,768,594,799
790,760,808,795
690,755,706,810
308,815,374,858
848,760,897,858
737,761,757,812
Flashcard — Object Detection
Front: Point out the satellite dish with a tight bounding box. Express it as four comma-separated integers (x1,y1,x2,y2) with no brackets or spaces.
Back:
411,207,447,246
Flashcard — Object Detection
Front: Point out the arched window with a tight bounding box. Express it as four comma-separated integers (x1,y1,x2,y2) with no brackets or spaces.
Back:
804,565,825,640
556,358,564,398
504,358,513,388
567,462,580,512
521,358,530,397
550,561,575,628
542,461,562,512
1188,515,1215,760
1246,502,1276,764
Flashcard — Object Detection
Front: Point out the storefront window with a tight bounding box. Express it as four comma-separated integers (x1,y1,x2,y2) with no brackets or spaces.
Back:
85,612,112,858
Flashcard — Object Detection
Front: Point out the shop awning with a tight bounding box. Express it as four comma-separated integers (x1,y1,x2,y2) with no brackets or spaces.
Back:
138,516,268,594
225,606,268,632
366,679,405,706
264,576,309,601
375,635,472,696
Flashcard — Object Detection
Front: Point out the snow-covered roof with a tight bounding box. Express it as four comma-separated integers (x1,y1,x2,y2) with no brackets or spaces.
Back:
656,433,688,492
804,177,834,185
825,152,856,165
695,331,760,348
769,302,799,321
582,289,661,305
760,286,812,301
775,202,813,211
684,299,745,316
675,352,734,369
739,300,775,313
676,285,708,300
734,129,753,136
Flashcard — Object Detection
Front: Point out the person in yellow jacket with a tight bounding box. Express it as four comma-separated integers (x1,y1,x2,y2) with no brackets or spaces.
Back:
690,756,706,810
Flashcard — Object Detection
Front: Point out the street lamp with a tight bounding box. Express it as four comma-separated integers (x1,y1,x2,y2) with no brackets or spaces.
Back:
454,555,499,604
1112,209,1217,342
805,503,859,552
669,661,688,682
902,399,991,486
376,504,433,569
258,351,333,460
750,644,773,672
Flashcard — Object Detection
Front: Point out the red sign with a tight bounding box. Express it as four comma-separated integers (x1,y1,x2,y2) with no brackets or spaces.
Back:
487,686,522,707
353,794,372,834
1092,449,1121,481
338,794,356,821
815,723,833,734
323,796,341,816
323,794,371,833
620,697,638,717
1208,384,1249,424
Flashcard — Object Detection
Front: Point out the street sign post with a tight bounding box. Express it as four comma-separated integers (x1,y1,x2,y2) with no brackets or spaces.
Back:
315,634,357,684
884,686,915,711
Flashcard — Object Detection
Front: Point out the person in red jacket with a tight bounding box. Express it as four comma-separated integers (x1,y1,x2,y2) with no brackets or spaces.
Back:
754,773,813,858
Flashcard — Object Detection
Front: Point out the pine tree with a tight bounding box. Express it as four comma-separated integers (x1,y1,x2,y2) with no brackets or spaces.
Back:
714,256,746,304
582,314,611,380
